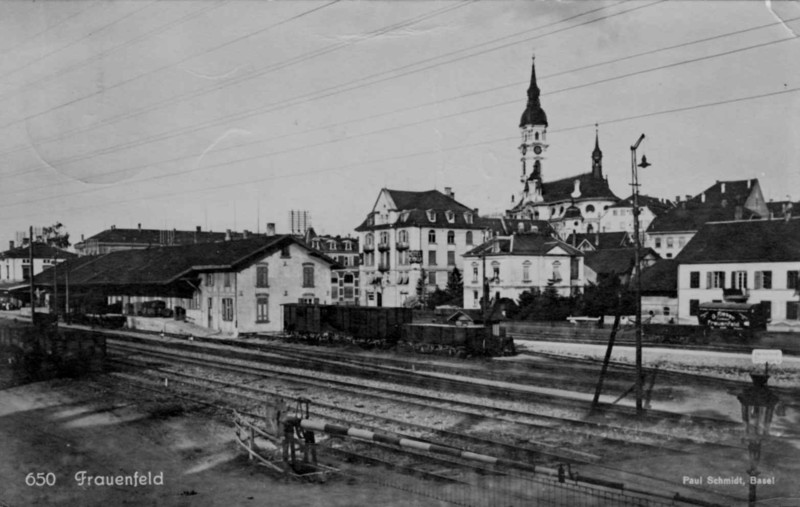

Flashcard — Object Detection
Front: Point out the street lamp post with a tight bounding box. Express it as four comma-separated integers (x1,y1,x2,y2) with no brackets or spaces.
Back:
630,133,650,415
737,370,779,507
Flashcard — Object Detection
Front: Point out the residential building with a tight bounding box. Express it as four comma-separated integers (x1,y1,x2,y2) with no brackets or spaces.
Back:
600,194,674,236
304,229,361,305
583,247,659,286
639,259,679,322
354,187,505,307
676,217,800,329
73,223,259,255
31,235,335,335
646,179,767,259
462,233,584,309
563,231,634,252
0,241,76,284
506,56,619,238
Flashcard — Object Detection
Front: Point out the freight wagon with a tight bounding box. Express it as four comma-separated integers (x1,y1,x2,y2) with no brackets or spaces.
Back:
282,304,514,357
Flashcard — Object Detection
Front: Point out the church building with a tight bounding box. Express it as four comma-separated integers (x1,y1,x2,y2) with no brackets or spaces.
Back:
506,56,619,239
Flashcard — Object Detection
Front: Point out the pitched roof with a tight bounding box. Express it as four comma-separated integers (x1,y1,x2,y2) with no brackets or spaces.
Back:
766,201,799,218
676,218,800,264
465,233,581,257
639,259,678,293
540,172,618,203
75,227,245,248
1,243,77,259
32,235,333,288
564,232,632,250
688,179,756,207
584,248,657,276
386,189,473,212
646,203,760,233
610,194,675,215
356,189,489,231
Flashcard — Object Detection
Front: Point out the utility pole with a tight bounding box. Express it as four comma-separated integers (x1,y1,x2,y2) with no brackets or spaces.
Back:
29,226,35,327
630,134,651,415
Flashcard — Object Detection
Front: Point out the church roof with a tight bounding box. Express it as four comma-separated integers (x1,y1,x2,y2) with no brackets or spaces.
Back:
540,172,619,203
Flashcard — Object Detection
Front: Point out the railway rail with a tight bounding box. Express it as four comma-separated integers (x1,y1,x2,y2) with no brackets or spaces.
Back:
103,336,739,505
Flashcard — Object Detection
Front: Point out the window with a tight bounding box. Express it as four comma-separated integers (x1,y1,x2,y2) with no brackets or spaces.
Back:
398,230,408,243
344,242,352,251
446,210,455,223
223,272,232,288
689,299,700,316
689,271,700,288
655,238,662,248
678,237,686,248
281,245,291,257
428,230,436,243
663,306,670,316
447,251,455,266
731,271,748,290
428,271,437,285
473,291,479,307
303,264,315,287
189,292,200,310
365,233,374,247
22,266,30,281
586,204,595,213
761,301,772,321
551,260,562,283
344,273,354,284
205,273,215,287
755,271,772,289
787,301,800,320
491,262,500,281
706,271,725,289
256,265,269,287
380,232,389,244
428,250,437,266
788,271,799,290
364,252,374,266
398,250,408,265
570,257,579,280
447,231,455,244
221,298,234,321
464,212,473,224
522,261,531,282
472,263,479,283
426,210,436,223
256,296,269,323
466,231,473,245
666,237,674,248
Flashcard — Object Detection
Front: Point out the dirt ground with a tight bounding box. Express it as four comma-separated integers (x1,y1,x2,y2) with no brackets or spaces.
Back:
0,377,449,507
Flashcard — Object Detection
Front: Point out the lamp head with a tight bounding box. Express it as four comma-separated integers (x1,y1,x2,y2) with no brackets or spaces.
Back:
638,155,651,169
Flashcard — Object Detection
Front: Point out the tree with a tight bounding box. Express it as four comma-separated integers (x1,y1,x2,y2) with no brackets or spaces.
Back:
42,223,70,248
445,267,464,307
416,268,428,306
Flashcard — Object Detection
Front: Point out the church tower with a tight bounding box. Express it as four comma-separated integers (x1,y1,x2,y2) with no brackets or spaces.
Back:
591,125,603,180
518,55,548,204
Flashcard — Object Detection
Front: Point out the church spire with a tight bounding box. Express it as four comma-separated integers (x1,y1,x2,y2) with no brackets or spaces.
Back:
519,54,548,128
592,123,603,180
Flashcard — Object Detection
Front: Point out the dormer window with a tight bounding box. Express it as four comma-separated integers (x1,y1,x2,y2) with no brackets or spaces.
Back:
426,210,436,223
344,242,352,251
464,212,473,224
517,223,524,233
445,210,455,223
328,241,336,250
367,216,374,226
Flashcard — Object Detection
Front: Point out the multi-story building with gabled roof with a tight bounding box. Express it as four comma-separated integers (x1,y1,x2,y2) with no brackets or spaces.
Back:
646,179,768,259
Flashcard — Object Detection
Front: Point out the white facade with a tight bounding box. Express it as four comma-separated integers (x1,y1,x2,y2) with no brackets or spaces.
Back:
646,231,694,259
600,205,658,235
196,242,332,335
678,262,800,326
463,244,583,309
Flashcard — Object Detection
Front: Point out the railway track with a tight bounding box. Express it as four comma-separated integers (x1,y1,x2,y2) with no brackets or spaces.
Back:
103,337,741,504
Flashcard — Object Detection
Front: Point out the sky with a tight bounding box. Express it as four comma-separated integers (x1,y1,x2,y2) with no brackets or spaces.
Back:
0,0,798,245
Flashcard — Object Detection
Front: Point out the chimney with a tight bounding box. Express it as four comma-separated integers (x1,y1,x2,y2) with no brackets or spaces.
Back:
675,195,680,203
444,186,454,199
243,230,249,239
81,234,85,241
747,179,752,189
110,225,116,230
721,182,726,193
225,229,232,241
685,194,691,202
701,193,706,203
266,223,276,236
595,229,600,247
196,225,201,232
138,223,141,231
9,240,14,250
474,208,479,215
786,203,794,222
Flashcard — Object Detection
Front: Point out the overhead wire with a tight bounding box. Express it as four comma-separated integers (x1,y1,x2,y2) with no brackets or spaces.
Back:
0,1,99,57
0,0,473,164
1,84,796,222
0,25,793,193
0,0,642,174
0,1,340,135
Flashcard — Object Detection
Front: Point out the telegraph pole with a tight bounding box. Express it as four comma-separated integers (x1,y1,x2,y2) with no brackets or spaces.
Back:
29,226,35,327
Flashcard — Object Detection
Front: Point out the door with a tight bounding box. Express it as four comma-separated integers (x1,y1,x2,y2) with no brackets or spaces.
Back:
376,292,382,307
